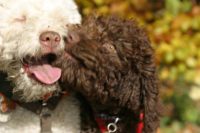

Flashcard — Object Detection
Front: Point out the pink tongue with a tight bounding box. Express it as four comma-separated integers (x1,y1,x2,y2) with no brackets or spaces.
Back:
28,64,61,85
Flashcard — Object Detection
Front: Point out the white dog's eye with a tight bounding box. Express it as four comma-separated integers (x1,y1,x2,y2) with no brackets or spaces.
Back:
14,15,26,23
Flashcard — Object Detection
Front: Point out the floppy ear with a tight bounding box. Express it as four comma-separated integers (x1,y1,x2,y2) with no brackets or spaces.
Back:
140,74,160,133
140,48,160,133
116,41,160,133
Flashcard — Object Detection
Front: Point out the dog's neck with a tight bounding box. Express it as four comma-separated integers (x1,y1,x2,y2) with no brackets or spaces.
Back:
0,74,69,133
17,95,61,113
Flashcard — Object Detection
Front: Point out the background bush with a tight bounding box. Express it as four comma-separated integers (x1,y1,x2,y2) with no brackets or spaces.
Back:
75,0,200,132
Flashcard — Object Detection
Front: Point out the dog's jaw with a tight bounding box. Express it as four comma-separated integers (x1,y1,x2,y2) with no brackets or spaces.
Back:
13,72,61,102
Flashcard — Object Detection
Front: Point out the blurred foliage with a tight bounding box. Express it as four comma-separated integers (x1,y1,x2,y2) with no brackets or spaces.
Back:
76,0,200,132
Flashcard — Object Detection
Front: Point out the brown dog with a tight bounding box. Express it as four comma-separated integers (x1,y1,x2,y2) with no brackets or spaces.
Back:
56,15,161,133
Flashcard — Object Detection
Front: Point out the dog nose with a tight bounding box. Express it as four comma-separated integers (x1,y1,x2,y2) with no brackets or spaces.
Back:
39,31,61,48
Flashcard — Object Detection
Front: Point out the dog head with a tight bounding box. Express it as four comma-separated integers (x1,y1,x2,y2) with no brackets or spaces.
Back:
0,0,81,102
57,16,160,132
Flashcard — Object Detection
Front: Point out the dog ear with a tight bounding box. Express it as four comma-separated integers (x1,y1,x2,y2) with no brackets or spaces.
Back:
139,49,160,133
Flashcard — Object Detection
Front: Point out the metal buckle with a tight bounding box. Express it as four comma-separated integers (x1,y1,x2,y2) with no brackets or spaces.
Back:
107,117,120,133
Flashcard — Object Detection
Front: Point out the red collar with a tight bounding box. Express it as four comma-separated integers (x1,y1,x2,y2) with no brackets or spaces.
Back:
136,113,144,133
95,112,144,133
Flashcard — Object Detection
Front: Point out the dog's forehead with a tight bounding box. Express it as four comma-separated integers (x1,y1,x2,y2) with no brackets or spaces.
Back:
0,0,77,9
29,0,78,11
1,0,76,12
0,0,81,24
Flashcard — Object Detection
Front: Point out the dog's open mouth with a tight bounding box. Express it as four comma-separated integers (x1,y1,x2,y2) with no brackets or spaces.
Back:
22,53,61,85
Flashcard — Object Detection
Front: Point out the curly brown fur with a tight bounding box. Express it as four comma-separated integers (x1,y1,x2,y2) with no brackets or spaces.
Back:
56,15,161,133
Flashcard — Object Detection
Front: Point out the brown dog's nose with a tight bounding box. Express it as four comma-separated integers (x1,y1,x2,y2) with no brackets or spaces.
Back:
39,31,61,48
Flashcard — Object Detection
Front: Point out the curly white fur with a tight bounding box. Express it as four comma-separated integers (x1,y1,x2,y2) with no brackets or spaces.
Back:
0,0,81,132
0,0,81,101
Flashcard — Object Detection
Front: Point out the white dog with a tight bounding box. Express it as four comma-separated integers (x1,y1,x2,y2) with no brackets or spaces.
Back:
0,0,81,132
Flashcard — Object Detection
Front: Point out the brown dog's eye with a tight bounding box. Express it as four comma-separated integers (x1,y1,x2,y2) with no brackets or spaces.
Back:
14,15,26,23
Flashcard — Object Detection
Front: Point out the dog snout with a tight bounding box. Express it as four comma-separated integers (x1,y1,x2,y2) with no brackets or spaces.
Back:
39,31,61,48
66,31,80,44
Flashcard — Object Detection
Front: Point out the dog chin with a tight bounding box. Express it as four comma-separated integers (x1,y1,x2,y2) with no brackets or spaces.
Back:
12,73,61,102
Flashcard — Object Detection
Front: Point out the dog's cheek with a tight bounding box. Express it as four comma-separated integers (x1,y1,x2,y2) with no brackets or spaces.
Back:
1,23,24,42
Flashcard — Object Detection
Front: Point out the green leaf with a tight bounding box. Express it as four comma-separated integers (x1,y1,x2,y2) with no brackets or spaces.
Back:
165,0,181,15
180,0,192,13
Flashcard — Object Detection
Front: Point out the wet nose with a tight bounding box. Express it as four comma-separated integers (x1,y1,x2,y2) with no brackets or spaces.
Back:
39,31,61,48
